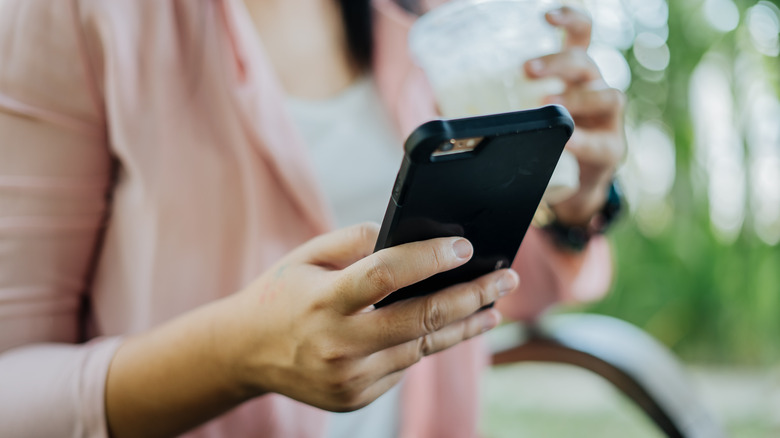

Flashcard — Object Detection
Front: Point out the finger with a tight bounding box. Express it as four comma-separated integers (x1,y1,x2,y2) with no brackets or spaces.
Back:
354,269,518,351
524,49,601,84
565,129,626,168
545,87,625,123
334,237,474,313
290,222,380,270
365,307,503,376
545,6,592,49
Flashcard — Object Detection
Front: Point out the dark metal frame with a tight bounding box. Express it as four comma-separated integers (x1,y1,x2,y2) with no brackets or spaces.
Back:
489,314,727,438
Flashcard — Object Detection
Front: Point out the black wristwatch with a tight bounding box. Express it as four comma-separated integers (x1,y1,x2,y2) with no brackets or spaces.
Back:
533,179,623,252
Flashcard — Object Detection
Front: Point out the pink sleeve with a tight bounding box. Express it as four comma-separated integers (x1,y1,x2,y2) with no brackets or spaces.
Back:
497,227,613,321
0,339,122,437
0,0,118,435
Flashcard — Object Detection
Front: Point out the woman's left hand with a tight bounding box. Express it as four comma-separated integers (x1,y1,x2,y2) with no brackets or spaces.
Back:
524,6,626,226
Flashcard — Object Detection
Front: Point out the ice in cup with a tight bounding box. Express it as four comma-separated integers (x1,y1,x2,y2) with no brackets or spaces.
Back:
410,0,579,204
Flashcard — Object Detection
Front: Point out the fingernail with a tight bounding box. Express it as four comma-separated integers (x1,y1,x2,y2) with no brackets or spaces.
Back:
496,271,519,296
526,59,545,75
452,238,473,260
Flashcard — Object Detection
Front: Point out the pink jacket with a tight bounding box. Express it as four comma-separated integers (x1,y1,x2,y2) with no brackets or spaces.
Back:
0,0,611,437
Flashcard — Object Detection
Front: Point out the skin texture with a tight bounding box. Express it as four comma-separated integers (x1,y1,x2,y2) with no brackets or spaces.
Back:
106,224,517,437
225,224,517,411
104,3,624,437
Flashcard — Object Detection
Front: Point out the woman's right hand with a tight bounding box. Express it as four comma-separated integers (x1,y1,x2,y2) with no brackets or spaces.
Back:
106,223,518,438
223,222,519,412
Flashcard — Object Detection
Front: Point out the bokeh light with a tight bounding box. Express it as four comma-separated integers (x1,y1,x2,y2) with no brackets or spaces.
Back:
619,121,676,235
589,45,632,91
589,0,635,50
624,0,668,30
690,56,746,243
633,32,670,71
704,0,740,33
747,2,780,57
745,84,780,244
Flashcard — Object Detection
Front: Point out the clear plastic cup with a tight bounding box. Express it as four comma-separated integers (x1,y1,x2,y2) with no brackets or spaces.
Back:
410,0,579,204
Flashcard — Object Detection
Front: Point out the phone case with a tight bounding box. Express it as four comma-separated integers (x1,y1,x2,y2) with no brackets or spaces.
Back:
373,105,574,307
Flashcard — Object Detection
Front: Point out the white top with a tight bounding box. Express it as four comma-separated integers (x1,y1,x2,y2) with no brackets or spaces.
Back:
286,76,403,438
286,76,404,228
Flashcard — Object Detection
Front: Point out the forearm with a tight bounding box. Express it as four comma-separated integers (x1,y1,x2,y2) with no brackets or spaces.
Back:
105,295,254,438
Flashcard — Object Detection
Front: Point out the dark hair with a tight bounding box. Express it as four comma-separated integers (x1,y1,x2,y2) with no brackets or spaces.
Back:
339,0,373,70
339,0,422,70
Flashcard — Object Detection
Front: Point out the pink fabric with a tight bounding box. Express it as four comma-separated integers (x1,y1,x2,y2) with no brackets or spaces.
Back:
0,0,612,437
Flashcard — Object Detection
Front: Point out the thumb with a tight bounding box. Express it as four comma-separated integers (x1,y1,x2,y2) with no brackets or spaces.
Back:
292,222,381,270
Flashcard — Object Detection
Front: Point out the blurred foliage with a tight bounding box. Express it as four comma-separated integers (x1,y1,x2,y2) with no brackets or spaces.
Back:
590,216,780,365
580,0,780,366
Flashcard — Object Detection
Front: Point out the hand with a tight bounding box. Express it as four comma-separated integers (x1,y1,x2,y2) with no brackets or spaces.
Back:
525,6,626,226
224,223,519,412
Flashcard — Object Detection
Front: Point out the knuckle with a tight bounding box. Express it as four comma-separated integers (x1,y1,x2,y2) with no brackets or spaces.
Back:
421,298,447,334
326,367,359,394
356,222,379,244
461,319,472,340
365,255,397,293
326,372,350,394
429,244,445,272
331,388,363,412
417,334,435,357
389,342,423,373
325,370,371,412
572,48,594,67
317,340,352,364
473,280,492,308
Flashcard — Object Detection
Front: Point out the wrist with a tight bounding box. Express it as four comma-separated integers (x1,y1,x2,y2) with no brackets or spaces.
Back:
208,292,272,401
105,297,257,438
552,172,613,226
534,179,623,251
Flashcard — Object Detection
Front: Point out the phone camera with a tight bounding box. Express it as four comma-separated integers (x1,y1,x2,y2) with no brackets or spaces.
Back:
431,137,484,158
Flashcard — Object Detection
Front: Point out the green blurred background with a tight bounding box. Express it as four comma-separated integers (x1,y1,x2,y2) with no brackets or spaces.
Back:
578,0,780,368
483,0,780,436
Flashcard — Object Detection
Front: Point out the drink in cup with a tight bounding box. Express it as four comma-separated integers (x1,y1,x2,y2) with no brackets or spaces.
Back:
410,0,579,204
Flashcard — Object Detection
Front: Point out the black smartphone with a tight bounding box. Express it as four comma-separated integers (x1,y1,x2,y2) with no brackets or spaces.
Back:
373,105,574,307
